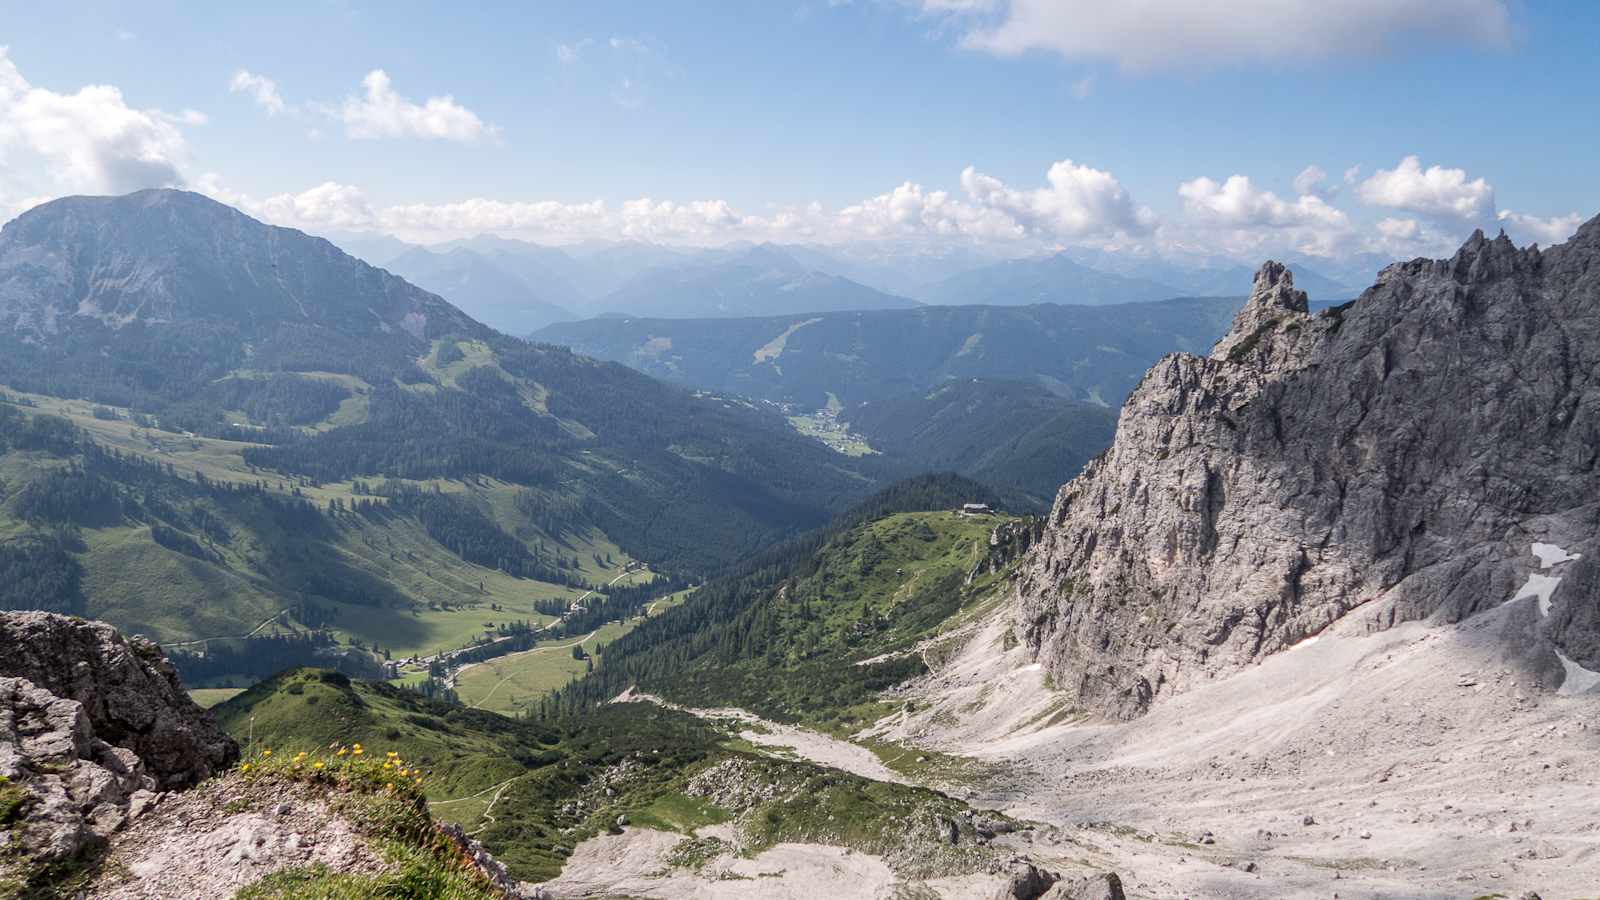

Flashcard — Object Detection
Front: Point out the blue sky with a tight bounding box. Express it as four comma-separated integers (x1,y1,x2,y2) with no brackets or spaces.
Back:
1,1,1596,262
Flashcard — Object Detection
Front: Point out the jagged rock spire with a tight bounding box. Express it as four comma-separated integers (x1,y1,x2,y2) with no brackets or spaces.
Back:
1210,260,1310,362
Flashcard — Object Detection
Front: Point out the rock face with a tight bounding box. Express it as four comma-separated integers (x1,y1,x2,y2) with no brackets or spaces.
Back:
1014,219,1600,719
0,612,238,871
0,612,237,787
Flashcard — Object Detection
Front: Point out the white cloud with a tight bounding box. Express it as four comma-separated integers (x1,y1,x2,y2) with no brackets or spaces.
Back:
1497,209,1584,247
195,177,375,232
1178,174,1347,230
931,0,1511,71
1376,217,1420,241
1172,173,1357,258
229,70,286,116
215,159,1146,248
961,159,1154,239
609,36,647,52
338,70,494,142
835,180,1021,241
1293,165,1338,199
1365,215,1469,258
1069,75,1094,99
379,196,610,240
0,46,189,194
1357,155,1494,223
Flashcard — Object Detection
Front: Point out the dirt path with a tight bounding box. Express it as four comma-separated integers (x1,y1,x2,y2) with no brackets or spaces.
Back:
614,689,907,785
429,776,520,837
465,779,515,837
163,609,290,649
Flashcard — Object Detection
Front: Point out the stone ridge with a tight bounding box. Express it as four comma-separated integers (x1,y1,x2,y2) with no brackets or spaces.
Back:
0,611,238,787
1,612,240,885
1012,218,1600,720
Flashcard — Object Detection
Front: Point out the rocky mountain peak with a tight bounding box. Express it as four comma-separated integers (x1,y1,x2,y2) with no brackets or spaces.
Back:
0,188,483,344
1013,219,1600,720
1209,260,1312,364
1249,260,1308,313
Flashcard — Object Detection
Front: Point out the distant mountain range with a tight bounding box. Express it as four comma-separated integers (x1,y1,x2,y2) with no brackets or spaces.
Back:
532,295,1244,411
324,230,1367,334
384,245,575,334
595,244,922,318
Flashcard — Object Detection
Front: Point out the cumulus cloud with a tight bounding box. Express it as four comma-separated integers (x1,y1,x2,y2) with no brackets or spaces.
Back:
1497,209,1584,247
1376,217,1420,241
1292,165,1338,199
193,176,376,232
0,46,189,194
229,70,286,115
933,0,1513,70
1357,155,1495,223
1178,174,1347,229
961,159,1154,239
379,196,610,240
208,159,1148,247
338,70,495,141
1171,172,1357,258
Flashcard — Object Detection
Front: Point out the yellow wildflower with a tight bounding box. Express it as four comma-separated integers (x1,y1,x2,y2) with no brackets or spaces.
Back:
241,762,252,772
335,748,348,757
261,749,273,757
352,747,364,756
313,761,325,770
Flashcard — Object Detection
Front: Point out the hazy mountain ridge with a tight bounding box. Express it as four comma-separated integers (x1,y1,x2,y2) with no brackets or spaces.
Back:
533,296,1242,411
383,244,576,334
594,244,924,319
842,378,1119,503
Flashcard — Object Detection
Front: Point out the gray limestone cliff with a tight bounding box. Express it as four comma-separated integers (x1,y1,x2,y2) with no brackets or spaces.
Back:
1014,220,1600,719
0,611,239,878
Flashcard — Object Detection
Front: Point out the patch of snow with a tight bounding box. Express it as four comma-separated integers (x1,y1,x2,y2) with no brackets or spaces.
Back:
1507,572,1565,617
1504,547,1598,694
1556,651,1600,697
1532,542,1581,568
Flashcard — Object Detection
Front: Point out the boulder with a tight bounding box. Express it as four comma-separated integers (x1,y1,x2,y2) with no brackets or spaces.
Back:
991,863,1059,899
1041,872,1127,900
0,611,237,787
0,612,239,874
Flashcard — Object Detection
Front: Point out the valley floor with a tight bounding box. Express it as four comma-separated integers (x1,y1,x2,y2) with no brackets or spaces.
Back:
536,549,1600,899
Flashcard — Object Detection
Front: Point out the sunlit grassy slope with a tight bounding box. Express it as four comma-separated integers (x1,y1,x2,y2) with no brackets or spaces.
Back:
0,385,645,660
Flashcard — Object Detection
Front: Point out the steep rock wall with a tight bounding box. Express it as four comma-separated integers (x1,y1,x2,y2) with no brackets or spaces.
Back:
1014,222,1600,719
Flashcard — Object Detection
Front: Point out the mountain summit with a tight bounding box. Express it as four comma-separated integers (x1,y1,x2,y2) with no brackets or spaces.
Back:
0,189,481,343
1014,218,1600,718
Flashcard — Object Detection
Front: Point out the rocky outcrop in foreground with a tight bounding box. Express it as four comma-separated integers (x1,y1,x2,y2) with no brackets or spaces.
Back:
1015,219,1600,719
0,611,239,881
